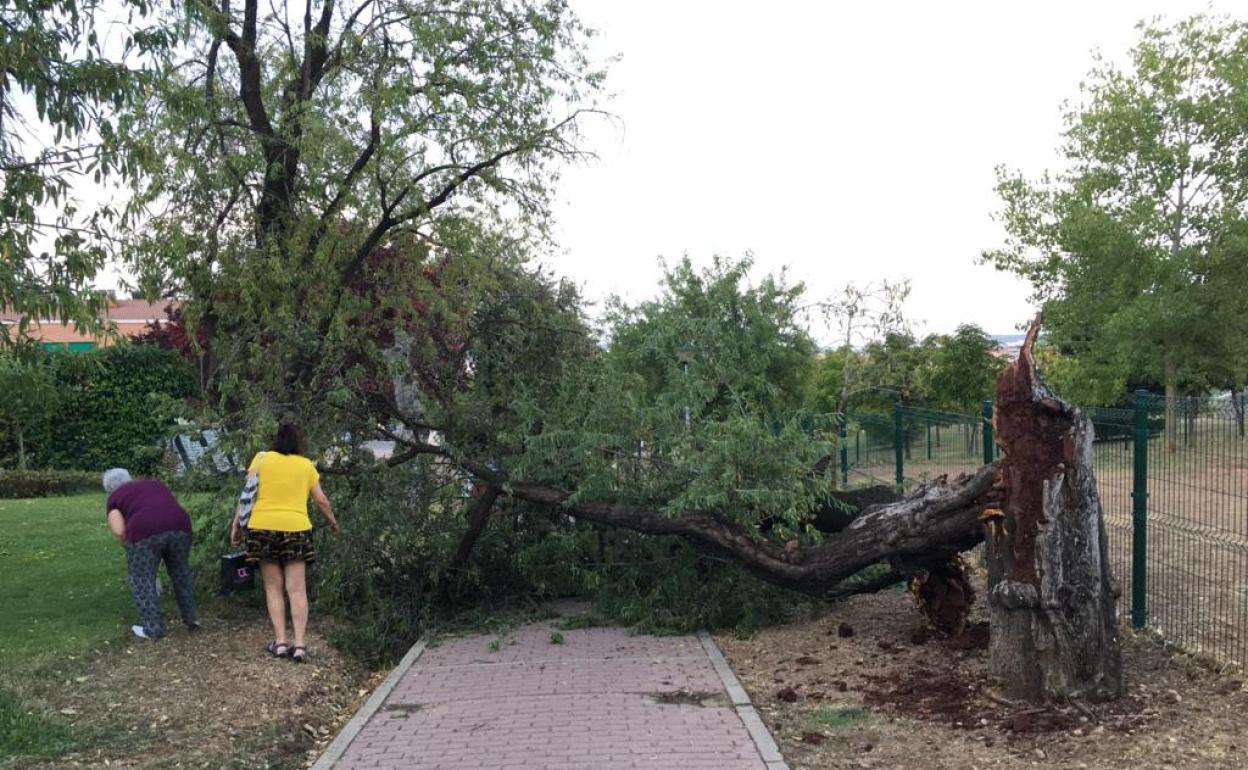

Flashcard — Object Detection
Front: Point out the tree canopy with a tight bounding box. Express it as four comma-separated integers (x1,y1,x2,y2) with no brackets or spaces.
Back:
984,14,1248,427
117,0,606,417
1,0,168,345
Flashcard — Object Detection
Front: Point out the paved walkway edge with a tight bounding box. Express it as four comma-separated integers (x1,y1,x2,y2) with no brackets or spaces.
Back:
698,631,791,770
310,638,429,770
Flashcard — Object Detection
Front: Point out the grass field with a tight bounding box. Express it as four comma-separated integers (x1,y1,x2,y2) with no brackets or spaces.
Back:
0,493,135,762
0,494,133,666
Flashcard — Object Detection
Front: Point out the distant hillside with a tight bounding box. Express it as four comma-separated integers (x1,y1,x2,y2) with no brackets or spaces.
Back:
991,333,1027,345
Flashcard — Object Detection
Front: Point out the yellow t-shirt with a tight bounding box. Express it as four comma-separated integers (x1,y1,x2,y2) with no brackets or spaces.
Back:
247,452,319,532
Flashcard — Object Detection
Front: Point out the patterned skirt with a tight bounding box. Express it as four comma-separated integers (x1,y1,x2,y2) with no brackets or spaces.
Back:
244,528,316,566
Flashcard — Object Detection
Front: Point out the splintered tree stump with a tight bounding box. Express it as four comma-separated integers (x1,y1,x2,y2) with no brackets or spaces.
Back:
986,318,1122,701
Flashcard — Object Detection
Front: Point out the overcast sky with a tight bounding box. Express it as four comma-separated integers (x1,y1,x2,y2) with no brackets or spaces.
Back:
546,0,1233,342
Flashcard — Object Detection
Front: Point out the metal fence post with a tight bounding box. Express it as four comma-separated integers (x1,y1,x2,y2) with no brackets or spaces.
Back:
894,403,904,488
982,400,995,465
838,413,849,486
1132,389,1149,629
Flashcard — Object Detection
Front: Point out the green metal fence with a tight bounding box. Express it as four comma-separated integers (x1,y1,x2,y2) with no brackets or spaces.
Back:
836,394,1248,669
841,405,985,489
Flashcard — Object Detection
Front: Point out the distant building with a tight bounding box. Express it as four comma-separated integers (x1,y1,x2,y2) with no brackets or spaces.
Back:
0,298,177,353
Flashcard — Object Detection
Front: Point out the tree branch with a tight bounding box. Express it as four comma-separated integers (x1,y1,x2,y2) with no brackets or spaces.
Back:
463,462,1002,597
222,0,273,136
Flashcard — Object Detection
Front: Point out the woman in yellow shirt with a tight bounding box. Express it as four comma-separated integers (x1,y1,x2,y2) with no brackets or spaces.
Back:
230,422,339,662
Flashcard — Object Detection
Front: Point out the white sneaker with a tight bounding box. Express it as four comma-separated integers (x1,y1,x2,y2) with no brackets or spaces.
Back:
131,625,153,639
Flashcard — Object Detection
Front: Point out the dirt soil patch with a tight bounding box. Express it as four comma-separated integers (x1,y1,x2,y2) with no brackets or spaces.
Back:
716,584,1247,770
10,605,376,769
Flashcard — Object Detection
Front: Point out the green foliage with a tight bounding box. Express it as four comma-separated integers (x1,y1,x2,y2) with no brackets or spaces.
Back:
852,332,936,411
0,346,198,474
605,256,815,420
923,325,1005,412
117,0,606,431
0,358,60,469
549,631,564,645
576,532,804,636
309,463,472,667
804,706,871,730
1,0,171,347
983,14,1248,403
806,325,1002,417
1033,343,1126,406
0,469,98,498
805,346,857,414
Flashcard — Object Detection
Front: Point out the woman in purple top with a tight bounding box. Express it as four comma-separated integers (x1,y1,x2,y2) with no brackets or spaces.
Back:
103,468,200,639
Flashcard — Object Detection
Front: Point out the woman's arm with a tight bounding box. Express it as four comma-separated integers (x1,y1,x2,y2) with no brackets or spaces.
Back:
107,509,126,544
229,504,243,546
310,483,339,534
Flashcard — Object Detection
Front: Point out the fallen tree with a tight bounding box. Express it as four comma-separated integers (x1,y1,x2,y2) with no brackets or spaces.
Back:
423,325,1124,705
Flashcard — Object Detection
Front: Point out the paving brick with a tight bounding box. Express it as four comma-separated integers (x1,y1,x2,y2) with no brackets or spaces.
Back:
328,620,772,770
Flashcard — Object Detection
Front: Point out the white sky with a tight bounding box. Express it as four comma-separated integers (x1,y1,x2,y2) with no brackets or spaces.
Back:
548,0,1234,342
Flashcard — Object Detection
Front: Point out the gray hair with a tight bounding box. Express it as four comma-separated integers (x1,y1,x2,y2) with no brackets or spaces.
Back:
102,468,132,494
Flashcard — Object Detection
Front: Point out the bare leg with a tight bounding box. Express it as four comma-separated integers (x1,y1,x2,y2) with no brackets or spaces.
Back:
260,561,287,645
283,560,308,649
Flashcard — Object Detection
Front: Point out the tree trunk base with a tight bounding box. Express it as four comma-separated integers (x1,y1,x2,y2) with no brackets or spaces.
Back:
987,318,1122,702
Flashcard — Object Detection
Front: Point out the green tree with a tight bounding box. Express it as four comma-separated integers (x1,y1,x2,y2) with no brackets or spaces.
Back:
805,345,860,414
0,357,59,469
819,280,909,414
1,0,168,345
925,324,1004,413
984,14,1248,451
120,0,606,416
605,256,816,425
854,332,935,411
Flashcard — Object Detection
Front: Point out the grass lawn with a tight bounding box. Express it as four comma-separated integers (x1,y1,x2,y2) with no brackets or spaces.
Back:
1,492,153,763
0,494,133,667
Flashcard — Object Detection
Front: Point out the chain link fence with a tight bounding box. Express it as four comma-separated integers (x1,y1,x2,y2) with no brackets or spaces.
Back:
836,393,1248,669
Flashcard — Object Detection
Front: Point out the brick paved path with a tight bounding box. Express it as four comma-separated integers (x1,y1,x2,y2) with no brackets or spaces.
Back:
328,620,775,770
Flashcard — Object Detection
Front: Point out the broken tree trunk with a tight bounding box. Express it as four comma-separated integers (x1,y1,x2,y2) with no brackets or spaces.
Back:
499,463,1000,599
986,318,1122,702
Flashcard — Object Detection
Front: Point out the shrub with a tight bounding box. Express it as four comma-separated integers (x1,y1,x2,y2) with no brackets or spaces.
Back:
0,470,100,498
575,531,803,636
0,346,198,475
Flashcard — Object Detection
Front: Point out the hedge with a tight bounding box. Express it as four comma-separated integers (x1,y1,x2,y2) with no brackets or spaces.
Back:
0,470,100,498
0,345,198,475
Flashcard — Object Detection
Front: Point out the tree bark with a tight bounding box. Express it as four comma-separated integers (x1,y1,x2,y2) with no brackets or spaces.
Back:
448,484,501,573
986,317,1122,702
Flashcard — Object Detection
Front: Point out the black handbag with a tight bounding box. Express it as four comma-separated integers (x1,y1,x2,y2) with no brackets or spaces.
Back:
220,550,255,595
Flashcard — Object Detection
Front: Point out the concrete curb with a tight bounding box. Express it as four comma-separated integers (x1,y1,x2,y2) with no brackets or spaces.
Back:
309,638,429,770
699,631,791,770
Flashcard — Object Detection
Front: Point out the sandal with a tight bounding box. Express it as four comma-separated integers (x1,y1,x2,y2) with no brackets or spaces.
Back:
265,640,290,658
290,646,307,663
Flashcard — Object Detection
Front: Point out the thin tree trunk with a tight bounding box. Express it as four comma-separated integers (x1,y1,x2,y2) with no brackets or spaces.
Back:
16,429,26,471
986,318,1122,702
